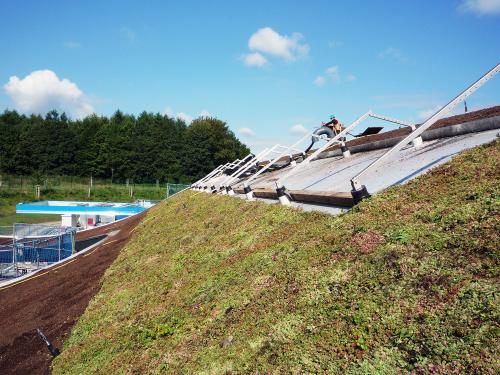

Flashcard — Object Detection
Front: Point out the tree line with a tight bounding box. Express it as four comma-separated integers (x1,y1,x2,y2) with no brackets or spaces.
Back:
0,110,250,183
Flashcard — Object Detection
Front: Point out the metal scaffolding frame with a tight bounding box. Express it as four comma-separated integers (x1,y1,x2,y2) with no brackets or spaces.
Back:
189,64,499,210
273,111,372,205
219,148,272,194
268,110,425,205
350,63,500,201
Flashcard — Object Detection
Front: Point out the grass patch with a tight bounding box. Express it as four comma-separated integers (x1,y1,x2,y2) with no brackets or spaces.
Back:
53,141,499,373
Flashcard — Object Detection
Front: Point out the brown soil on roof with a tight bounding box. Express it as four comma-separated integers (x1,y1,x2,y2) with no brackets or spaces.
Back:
74,216,142,241
0,238,12,245
430,105,500,128
0,211,146,375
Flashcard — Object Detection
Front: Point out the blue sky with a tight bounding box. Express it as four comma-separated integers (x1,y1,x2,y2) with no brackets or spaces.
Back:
0,0,499,151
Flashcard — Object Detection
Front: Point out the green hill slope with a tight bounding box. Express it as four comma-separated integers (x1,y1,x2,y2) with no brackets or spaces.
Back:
53,141,499,374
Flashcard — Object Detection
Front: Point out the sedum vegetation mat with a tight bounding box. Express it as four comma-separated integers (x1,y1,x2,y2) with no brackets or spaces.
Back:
53,141,499,374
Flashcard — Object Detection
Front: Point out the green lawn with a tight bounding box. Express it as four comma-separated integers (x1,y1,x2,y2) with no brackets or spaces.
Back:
53,141,499,374
0,213,56,227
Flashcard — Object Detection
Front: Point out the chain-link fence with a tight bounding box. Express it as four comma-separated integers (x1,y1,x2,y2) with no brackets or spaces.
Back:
0,226,13,236
165,183,190,198
0,174,191,201
0,174,190,188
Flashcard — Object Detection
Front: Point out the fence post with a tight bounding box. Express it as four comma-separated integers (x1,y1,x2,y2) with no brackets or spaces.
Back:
72,230,75,255
35,185,41,200
13,224,17,276
33,240,37,269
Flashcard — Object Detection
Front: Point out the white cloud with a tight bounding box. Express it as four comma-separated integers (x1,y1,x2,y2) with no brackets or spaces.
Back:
242,52,268,67
247,27,309,61
120,27,137,43
313,76,326,86
238,127,255,136
3,69,94,118
163,106,193,124
328,40,343,48
378,47,408,63
199,109,211,117
289,123,309,134
459,0,500,15
164,107,212,123
326,66,340,82
163,106,175,117
176,112,193,124
64,41,81,49
417,105,442,121
346,74,357,81
314,65,346,86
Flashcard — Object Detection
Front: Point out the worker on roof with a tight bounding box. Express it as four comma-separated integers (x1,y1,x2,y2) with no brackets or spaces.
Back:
323,115,343,135
304,114,345,153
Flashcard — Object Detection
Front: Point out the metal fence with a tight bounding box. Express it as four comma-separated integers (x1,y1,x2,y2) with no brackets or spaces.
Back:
0,224,69,237
0,174,191,201
0,174,190,189
0,226,13,236
0,225,76,279
166,183,190,198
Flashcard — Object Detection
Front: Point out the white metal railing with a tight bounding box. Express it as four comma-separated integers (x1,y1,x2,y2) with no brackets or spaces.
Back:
248,112,416,195
191,166,221,187
192,164,228,189
220,148,271,190
243,132,312,189
217,153,261,189
192,157,244,190
369,113,415,129
275,111,373,192
216,144,295,192
270,110,427,205
350,63,500,197
202,160,243,191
